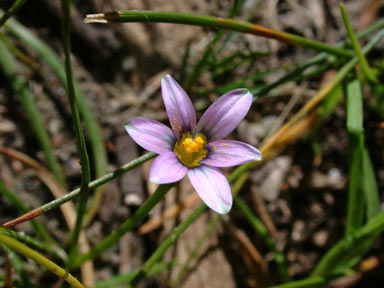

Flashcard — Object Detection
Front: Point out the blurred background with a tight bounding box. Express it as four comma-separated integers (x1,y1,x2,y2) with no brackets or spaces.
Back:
0,0,383,287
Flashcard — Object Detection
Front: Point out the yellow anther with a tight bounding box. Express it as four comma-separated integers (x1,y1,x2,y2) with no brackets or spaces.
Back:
174,132,207,168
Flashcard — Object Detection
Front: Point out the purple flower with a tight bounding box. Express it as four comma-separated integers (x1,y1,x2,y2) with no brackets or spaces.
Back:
125,75,262,214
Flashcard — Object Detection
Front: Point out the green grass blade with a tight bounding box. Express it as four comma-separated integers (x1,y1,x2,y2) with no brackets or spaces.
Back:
60,0,91,264
1,152,156,229
361,148,380,220
234,197,290,282
312,211,384,277
345,79,365,236
0,233,84,288
271,276,325,288
4,14,108,225
340,3,378,83
85,10,354,58
0,0,27,27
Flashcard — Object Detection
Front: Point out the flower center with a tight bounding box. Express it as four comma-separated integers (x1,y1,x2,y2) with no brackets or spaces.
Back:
174,132,207,168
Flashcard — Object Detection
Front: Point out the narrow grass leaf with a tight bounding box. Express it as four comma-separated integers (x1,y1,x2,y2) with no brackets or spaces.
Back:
0,233,84,288
362,148,380,220
4,15,108,225
0,0,27,27
312,211,384,277
271,276,325,288
345,79,365,236
340,3,378,83
84,10,353,58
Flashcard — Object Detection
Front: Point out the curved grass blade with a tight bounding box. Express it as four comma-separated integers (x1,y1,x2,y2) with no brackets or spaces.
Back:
85,10,353,58
0,233,84,288
340,3,377,83
0,227,66,261
312,211,384,277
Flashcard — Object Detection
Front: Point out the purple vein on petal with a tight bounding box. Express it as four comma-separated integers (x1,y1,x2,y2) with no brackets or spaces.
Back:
150,151,188,184
188,165,232,214
125,117,175,154
197,89,253,141
161,75,196,140
201,140,262,167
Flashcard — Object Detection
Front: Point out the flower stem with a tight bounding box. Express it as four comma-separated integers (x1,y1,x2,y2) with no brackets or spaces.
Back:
84,10,353,57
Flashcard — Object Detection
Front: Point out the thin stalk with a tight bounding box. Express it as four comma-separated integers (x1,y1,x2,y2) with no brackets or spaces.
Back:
234,198,289,282
0,233,84,288
0,228,66,261
4,11,108,226
1,152,156,228
85,10,354,58
129,204,207,286
72,183,173,268
340,3,378,83
0,36,66,187
0,0,27,27
0,181,54,244
60,0,91,264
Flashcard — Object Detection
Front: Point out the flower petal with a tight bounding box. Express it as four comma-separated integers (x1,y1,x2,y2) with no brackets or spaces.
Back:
150,151,188,184
161,74,196,140
188,166,232,214
125,117,175,154
200,140,262,167
197,89,253,141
